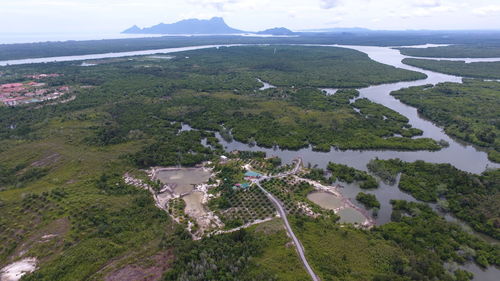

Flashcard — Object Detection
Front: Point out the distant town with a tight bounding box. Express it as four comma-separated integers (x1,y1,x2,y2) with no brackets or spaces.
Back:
0,74,70,106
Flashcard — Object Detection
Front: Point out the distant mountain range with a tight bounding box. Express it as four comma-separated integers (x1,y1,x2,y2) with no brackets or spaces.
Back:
122,17,295,35
257,27,296,35
299,27,371,33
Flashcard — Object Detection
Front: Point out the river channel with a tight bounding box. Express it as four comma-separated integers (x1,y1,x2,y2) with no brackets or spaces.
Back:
1,43,499,279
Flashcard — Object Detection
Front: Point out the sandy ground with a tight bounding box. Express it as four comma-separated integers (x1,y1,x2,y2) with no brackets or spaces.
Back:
125,158,372,241
153,167,211,195
213,217,276,236
104,251,172,281
124,166,224,239
307,191,343,210
0,258,37,281
297,176,375,228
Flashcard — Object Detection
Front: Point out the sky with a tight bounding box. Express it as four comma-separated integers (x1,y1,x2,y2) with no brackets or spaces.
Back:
1,0,500,34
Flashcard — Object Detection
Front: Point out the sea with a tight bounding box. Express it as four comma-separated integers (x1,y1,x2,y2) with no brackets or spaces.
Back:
0,33,166,44
0,32,295,45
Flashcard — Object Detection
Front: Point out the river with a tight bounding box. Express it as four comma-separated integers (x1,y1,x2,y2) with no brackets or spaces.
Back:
1,44,497,173
1,43,499,279
0,45,243,66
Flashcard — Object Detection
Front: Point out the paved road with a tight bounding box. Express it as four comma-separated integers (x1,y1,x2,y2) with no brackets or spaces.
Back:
254,159,320,281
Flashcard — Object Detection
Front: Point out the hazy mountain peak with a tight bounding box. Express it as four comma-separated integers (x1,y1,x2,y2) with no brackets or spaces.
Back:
122,17,244,34
257,27,295,35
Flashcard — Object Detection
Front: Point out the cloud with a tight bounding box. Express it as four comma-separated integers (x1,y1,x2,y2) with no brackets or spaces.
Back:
320,0,341,9
413,0,441,8
406,0,456,18
473,5,500,16
187,0,238,12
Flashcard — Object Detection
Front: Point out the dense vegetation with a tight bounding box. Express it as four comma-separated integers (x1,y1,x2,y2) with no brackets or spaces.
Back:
368,158,500,239
301,162,379,189
293,217,412,281
356,192,380,209
293,213,495,281
0,163,48,191
162,219,310,281
391,80,500,162
377,200,499,268
3,32,500,60
163,229,273,280
1,41,498,280
403,58,500,79
0,46,440,154
13,181,173,280
328,162,379,189
130,130,216,168
175,46,427,88
398,44,500,58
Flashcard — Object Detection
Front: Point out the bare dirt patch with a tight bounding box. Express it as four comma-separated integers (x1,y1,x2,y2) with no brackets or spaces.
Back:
104,251,173,281
0,257,37,281
154,167,211,195
30,153,61,167
9,217,70,262
253,218,284,235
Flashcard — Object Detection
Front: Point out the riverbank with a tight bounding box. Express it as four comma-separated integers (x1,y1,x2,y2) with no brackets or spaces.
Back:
299,177,374,228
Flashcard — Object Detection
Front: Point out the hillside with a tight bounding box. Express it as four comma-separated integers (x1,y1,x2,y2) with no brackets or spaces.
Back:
257,27,295,35
122,17,244,34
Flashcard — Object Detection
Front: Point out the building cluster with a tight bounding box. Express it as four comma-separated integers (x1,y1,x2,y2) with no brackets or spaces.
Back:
0,74,69,106
25,73,61,79
232,171,263,190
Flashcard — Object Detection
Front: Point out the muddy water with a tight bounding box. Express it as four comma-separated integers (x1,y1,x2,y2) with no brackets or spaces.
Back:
307,192,343,210
0,44,243,66
155,168,210,195
183,191,206,217
405,56,500,63
337,207,367,224
334,176,415,225
460,263,500,281
320,88,338,95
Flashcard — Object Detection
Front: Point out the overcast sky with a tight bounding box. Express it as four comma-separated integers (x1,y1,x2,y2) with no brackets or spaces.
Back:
1,0,500,33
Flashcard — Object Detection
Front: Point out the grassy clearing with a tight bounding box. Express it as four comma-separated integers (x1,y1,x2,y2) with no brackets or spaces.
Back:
247,219,310,280
292,218,409,281
0,113,174,280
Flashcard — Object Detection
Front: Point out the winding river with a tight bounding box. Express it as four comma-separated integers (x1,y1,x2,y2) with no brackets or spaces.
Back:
1,43,499,280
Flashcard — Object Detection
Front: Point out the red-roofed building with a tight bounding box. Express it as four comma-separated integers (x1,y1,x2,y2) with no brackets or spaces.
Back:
1,83,23,89
26,74,61,79
1,86,26,93
3,97,26,106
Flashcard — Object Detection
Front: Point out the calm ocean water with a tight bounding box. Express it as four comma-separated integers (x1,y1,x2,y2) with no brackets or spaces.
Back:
0,33,166,44
0,33,293,45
